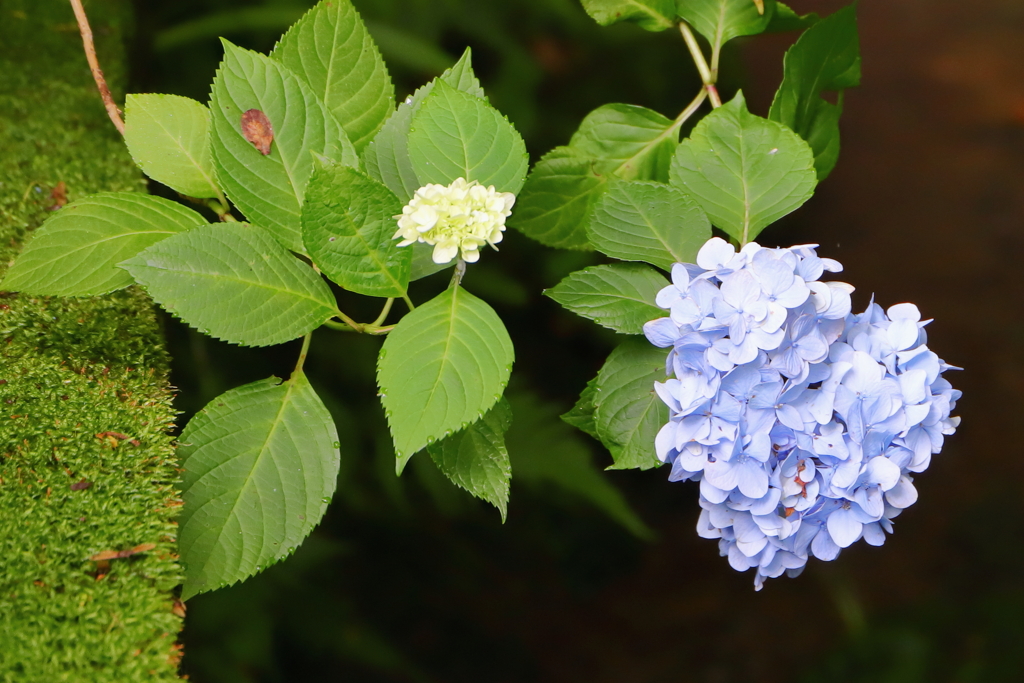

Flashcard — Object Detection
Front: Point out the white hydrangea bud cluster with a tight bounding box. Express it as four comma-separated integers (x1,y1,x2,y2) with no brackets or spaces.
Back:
393,178,516,265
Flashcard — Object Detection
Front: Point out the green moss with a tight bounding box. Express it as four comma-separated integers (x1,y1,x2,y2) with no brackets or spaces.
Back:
0,0,183,680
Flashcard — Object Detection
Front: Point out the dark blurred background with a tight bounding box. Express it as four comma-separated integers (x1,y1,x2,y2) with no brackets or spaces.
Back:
125,0,1024,680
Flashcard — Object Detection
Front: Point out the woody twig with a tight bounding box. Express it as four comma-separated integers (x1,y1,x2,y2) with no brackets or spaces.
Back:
69,0,125,135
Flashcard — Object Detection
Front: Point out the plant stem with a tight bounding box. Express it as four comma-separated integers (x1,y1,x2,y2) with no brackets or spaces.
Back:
668,89,710,137
334,310,365,333
451,259,467,288
69,0,125,135
323,319,357,332
292,332,313,376
679,22,722,108
323,319,395,335
204,197,236,221
212,189,235,221
372,298,395,327
402,293,416,311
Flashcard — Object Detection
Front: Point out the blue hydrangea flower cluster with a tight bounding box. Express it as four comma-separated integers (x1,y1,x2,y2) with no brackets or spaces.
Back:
644,237,961,590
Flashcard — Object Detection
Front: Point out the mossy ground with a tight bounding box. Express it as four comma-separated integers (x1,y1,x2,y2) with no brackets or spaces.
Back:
0,0,183,679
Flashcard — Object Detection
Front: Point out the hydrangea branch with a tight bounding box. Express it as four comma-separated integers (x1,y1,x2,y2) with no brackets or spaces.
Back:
293,331,313,375
69,0,125,135
323,318,395,335
372,298,396,327
670,88,710,136
679,22,722,108
331,311,365,333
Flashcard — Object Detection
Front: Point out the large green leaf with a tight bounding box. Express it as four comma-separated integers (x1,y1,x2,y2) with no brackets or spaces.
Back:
587,180,711,269
427,398,512,521
580,0,676,31
177,373,340,599
362,48,484,202
301,162,410,297
120,223,337,347
544,263,667,335
124,94,221,198
2,193,205,297
561,376,600,441
669,92,817,244
570,103,679,182
209,39,358,253
511,103,679,250
408,80,528,194
594,339,667,471
378,285,514,462
769,5,859,180
272,0,394,152
676,0,776,52
507,147,602,250
506,391,652,538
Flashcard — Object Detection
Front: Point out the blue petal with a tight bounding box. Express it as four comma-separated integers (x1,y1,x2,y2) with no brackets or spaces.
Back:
811,527,841,560
827,507,864,548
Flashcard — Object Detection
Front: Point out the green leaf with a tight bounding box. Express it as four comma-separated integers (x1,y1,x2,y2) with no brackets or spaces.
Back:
580,0,676,31
561,376,600,441
427,398,513,521
408,80,528,194
544,263,667,334
120,223,337,347
2,193,205,297
669,92,817,243
272,0,395,152
766,2,819,32
676,0,775,52
507,391,653,538
123,94,221,199
177,373,340,599
570,103,679,181
769,5,859,179
511,104,679,251
301,162,410,298
209,39,358,253
507,147,601,250
440,47,485,98
378,286,514,462
594,338,667,470
587,180,711,269
362,48,484,201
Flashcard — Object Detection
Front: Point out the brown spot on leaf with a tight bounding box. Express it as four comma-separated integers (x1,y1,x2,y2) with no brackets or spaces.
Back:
241,109,274,155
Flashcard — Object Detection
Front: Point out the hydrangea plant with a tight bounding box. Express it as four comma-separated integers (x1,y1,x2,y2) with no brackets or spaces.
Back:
3,0,527,599
535,1,960,587
1,0,960,600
